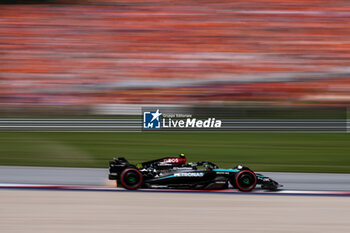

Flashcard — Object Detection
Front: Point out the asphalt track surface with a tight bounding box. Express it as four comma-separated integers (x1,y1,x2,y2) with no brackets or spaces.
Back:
0,119,348,131
0,166,349,192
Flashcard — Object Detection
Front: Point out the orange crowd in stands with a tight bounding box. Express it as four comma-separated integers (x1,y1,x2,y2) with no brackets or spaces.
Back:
0,0,350,107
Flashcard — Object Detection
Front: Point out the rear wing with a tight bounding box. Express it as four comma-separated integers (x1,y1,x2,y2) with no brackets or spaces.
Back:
108,157,131,180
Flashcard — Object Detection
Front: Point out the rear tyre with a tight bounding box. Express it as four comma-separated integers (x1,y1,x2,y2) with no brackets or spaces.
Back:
120,168,143,190
235,170,257,192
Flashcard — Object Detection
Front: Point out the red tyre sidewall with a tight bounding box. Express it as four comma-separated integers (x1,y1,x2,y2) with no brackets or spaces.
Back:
120,168,143,190
235,170,257,192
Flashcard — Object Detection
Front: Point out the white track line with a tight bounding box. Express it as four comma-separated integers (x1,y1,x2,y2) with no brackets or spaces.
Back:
0,183,349,195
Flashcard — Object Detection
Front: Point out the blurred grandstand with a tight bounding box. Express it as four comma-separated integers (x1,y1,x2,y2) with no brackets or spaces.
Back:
0,0,349,116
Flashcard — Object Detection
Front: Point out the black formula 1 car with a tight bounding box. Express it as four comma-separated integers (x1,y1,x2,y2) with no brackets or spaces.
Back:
108,154,282,192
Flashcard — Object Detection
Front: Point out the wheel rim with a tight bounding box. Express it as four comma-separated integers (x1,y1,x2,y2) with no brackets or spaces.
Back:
238,174,254,188
242,177,250,184
128,176,136,182
124,172,139,186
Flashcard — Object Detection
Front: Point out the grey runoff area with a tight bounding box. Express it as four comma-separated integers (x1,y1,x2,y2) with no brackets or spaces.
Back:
0,166,349,191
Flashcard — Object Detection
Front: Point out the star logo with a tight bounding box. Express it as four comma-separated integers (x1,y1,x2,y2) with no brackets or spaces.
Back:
143,109,162,129
150,109,162,122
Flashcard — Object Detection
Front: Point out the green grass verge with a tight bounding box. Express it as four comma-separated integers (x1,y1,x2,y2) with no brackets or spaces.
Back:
0,132,349,173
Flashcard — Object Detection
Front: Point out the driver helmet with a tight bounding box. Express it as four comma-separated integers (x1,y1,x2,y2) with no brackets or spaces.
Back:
179,153,185,158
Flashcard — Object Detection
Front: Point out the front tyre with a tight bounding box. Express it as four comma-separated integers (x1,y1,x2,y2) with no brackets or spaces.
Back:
235,170,257,192
120,168,143,190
